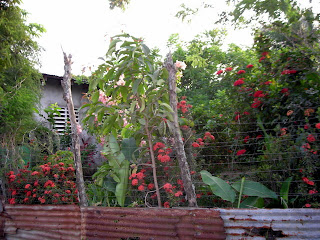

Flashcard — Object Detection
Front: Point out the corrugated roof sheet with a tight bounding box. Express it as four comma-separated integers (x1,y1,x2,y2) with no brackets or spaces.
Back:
220,208,320,239
4,205,81,240
81,207,226,240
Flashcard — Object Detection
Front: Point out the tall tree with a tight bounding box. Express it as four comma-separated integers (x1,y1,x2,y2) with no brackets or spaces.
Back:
0,0,44,164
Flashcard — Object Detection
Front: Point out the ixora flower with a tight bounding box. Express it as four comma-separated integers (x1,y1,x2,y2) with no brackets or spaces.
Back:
316,123,320,129
253,90,265,98
281,69,297,75
236,149,246,156
164,202,170,208
175,61,187,70
246,64,254,68
225,67,233,71
307,134,316,143
259,56,266,62
233,78,245,86
216,70,224,75
237,70,246,74
251,98,262,108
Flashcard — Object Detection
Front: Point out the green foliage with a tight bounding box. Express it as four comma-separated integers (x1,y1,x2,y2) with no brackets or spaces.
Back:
0,0,44,161
201,170,277,208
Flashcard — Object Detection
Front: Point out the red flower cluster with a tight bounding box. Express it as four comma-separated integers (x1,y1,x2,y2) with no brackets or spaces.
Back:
253,90,265,98
316,123,320,129
251,98,262,108
233,78,245,86
302,177,315,186
307,134,316,143
281,69,297,75
216,70,223,75
225,67,233,71
246,64,254,68
129,169,147,191
236,149,246,156
153,142,172,163
237,70,246,75
6,161,78,205
177,99,192,114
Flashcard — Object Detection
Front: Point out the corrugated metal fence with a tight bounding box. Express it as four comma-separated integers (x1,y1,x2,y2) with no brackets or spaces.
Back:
1,205,320,239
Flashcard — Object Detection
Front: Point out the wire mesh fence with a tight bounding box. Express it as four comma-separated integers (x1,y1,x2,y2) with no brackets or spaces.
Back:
1,118,319,208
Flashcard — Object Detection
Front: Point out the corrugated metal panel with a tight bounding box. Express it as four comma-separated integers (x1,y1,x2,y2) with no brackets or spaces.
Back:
220,208,320,240
3,205,81,240
81,207,226,240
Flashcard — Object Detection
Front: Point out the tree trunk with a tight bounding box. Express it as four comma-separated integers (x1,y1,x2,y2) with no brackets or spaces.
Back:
164,53,198,207
61,52,88,207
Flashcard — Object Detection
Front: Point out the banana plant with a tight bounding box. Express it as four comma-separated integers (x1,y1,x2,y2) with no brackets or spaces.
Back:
200,170,278,208
96,135,137,207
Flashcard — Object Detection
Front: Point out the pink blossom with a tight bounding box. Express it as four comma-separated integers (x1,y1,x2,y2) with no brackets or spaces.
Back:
116,74,125,86
76,124,82,134
175,61,187,70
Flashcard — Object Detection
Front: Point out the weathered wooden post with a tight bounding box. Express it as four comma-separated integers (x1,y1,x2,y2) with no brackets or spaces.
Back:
61,52,88,207
164,53,198,207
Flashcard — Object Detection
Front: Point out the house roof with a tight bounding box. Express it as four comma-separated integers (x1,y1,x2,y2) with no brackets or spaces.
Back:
42,73,89,86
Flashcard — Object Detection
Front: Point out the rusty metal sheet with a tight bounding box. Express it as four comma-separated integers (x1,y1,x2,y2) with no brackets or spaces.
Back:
3,205,81,240
81,207,226,240
219,208,320,239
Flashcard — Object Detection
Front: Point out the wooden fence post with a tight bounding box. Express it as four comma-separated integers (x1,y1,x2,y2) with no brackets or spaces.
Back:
61,52,88,207
165,53,198,207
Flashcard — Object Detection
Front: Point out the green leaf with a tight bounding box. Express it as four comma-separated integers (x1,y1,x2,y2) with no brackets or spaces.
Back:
121,138,138,162
132,78,142,94
92,91,100,103
200,170,236,203
280,177,292,208
239,196,261,208
232,180,278,199
160,102,174,113
141,43,150,55
138,118,146,125
115,160,130,207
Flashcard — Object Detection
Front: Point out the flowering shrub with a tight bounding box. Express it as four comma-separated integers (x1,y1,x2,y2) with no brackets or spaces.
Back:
6,160,78,205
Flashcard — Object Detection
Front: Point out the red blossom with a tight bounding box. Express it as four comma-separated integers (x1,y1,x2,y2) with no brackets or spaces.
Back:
237,70,246,74
153,142,165,151
236,149,246,156
9,198,15,205
190,171,196,175
174,191,183,197
225,67,233,71
305,203,311,208
264,81,272,85
261,52,269,56
243,136,250,143
315,123,320,129
25,184,31,189
138,185,145,191
216,70,224,75
309,189,318,195
136,172,145,180
163,183,173,192
259,56,266,62
192,142,200,148
164,202,170,208
233,78,245,86
251,98,262,108
307,134,316,143
148,183,154,190
157,154,171,163
132,179,138,186
243,111,250,115
246,64,254,68
281,69,297,75
253,90,264,98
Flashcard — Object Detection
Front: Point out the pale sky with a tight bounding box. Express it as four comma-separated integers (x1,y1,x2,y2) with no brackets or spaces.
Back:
21,0,318,76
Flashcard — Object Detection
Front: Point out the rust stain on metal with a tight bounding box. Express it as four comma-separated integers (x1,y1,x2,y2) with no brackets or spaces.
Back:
219,208,320,239
81,207,226,240
3,205,81,240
